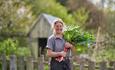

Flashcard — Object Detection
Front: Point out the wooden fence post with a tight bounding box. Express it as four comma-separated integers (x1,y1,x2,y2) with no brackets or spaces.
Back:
1,54,7,70
70,57,76,70
48,58,51,70
88,60,95,70
113,61,115,70
99,61,107,70
70,58,73,70
79,58,85,70
26,57,34,70
38,55,44,70
17,56,25,70
10,55,17,70
79,62,84,70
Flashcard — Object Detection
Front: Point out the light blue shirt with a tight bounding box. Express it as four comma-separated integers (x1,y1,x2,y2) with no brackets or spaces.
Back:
46,34,65,52
46,34,71,58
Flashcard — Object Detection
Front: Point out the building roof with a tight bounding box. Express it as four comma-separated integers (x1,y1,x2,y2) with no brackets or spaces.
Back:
42,13,58,25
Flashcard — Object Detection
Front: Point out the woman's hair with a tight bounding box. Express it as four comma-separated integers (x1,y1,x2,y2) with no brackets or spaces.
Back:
52,18,64,28
54,20,63,26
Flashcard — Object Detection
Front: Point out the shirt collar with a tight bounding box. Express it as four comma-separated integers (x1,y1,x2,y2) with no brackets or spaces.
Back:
53,34,63,40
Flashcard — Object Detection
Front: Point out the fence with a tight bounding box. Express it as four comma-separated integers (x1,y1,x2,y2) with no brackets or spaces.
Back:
0,54,115,70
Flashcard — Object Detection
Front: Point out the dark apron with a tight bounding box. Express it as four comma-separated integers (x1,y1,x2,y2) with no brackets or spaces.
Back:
50,58,71,70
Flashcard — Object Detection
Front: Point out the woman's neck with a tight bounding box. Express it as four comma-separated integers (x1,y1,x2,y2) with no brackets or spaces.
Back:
54,33,63,38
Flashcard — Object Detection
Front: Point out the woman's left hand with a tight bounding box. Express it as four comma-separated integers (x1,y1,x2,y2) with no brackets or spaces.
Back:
64,42,73,49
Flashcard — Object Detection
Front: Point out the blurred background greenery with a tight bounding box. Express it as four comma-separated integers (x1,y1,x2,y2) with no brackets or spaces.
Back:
0,0,115,61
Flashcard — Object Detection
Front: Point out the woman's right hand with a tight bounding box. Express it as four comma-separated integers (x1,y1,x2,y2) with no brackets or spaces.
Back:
64,42,73,49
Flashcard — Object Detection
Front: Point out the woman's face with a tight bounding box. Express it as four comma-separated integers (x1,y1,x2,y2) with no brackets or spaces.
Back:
54,22,63,34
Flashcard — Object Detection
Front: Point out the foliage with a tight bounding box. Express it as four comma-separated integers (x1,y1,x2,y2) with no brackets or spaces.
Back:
0,38,18,55
0,0,35,34
56,0,68,6
105,0,115,10
0,62,1,70
105,11,115,35
95,48,115,61
73,7,89,26
94,9,115,61
64,25,95,54
0,0,114,61
16,47,31,57
30,0,76,25
0,0,33,56
66,0,104,30
0,38,31,58
0,0,77,36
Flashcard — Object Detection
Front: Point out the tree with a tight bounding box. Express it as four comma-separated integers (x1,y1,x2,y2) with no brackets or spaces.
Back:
73,7,89,27
0,0,36,53
89,0,115,61
29,0,76,25
66,0,104,30
0,0,34,36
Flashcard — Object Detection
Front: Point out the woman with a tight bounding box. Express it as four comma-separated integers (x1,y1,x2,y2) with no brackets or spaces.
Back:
46,19,73,70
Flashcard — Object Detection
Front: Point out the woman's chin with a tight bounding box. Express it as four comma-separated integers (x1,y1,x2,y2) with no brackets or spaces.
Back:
55,31,62,34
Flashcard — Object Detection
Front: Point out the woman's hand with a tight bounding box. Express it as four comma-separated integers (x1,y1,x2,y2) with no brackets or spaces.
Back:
55,51,66,62
58,51,66,57
64,42,73,49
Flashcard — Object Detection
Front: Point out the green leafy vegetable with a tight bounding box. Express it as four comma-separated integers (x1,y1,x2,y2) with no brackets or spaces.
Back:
64,26,95,54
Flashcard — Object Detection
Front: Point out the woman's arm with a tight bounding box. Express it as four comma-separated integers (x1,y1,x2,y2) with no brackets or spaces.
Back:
47,49,66,57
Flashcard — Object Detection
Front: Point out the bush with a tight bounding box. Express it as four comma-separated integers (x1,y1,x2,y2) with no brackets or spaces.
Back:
16,47,31,57
0,38,31,58
0,38,18,56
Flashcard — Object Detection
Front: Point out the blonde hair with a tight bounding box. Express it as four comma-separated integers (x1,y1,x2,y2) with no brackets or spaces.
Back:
52,18,64,28
52,18,65,33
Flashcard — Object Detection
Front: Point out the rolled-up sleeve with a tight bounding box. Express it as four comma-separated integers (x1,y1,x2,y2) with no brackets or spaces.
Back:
46,37,53,50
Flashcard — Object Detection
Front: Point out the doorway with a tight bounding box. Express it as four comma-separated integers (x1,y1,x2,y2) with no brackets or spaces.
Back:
38,38,47,56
